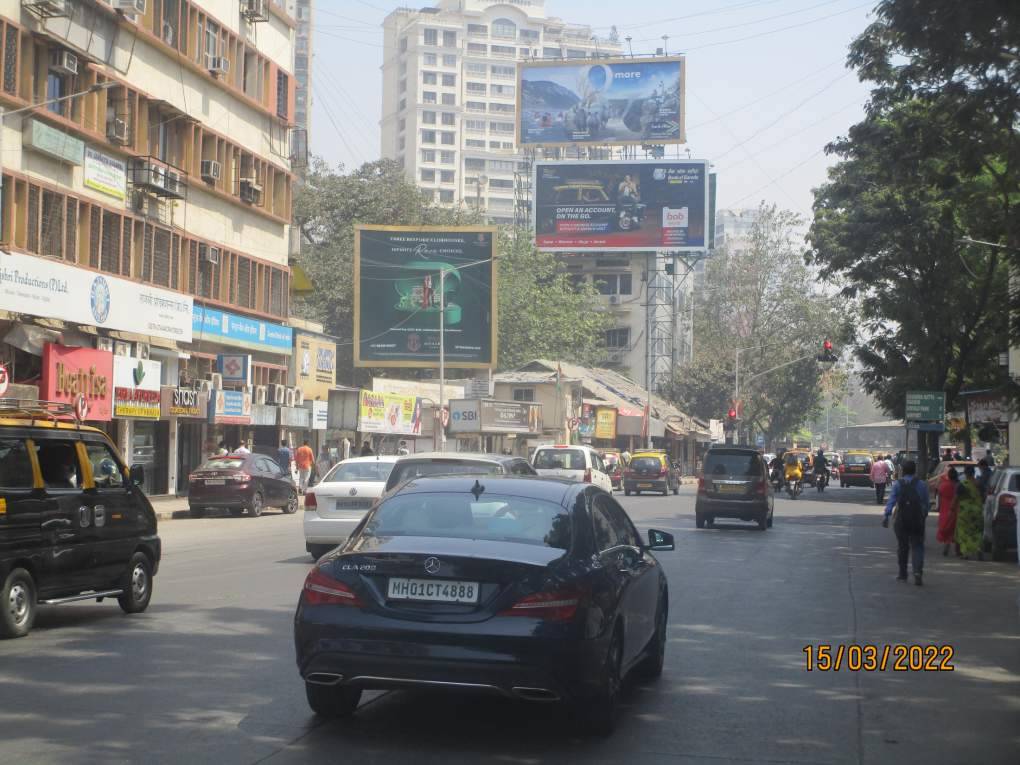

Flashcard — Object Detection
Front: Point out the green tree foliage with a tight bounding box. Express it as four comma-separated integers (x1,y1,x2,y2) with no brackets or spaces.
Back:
495,231,611,371
665,203,848,443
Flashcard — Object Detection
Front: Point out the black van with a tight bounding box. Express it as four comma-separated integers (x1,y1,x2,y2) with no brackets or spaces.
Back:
695,446,774,530
1,401,161,638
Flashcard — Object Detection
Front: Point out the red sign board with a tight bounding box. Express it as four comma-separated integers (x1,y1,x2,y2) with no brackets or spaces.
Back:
41,344,114,421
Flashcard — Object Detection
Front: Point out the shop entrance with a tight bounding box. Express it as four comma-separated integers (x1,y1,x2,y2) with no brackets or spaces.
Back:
132,420,169,496
177,422,205,494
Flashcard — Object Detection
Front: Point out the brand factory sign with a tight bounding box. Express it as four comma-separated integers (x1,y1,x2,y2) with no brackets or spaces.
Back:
40,344,114,421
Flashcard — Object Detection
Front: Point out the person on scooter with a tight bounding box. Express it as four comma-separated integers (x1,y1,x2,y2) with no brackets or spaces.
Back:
813,448,829,489
784,452,803,496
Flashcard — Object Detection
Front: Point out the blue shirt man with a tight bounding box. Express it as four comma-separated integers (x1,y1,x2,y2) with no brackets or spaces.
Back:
882,461,930,585
276,440,293,472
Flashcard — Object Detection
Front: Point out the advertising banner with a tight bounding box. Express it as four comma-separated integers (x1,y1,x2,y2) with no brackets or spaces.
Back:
216,353,252,386
0,250,193,342
518,56,685,147
534,160,708,252
84,147,127,200
208,390,253,425
372,377,465,405
112,356,161,419
594,407,618,440
294,333,336,400
160,387,208,419
354,226,497,368
448,399,542,434
192,305,292,354
358,390,424,435
310,400,328,430
40,343,113,421
968,395,1008,425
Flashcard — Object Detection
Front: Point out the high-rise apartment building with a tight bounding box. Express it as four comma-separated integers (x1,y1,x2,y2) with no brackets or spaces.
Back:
381,0,620,225
286,0,311,156
0,0,297,495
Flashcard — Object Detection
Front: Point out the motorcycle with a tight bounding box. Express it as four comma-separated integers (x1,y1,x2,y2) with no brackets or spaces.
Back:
770,464,785,492
787,477,801,500
815,469,829,493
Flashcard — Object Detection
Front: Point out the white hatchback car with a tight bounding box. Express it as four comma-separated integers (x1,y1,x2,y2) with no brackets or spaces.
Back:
531,444,613,493
303,456,397,560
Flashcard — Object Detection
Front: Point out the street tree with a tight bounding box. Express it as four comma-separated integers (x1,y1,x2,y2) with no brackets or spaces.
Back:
665,203,848,445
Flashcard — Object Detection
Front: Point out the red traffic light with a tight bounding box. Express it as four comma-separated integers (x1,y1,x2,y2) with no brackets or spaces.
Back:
823,339,833,352
727,408,737,420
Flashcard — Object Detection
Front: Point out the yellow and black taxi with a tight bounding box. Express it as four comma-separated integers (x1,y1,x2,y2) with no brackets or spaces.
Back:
0,400,160,639
839,450,875,487
623,450,680,496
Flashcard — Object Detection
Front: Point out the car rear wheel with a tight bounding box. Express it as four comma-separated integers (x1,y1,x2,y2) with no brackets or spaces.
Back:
283,489,299,514
757,514,768,531
248,492,264,518
118,553,153,614
991,534,1010,562
305,682,362,718
695,513,705,529
624,488,631,496
576,628,622,736
1,568,36,639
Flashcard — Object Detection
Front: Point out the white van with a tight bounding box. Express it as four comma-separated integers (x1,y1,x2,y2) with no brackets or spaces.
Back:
531,444,613,493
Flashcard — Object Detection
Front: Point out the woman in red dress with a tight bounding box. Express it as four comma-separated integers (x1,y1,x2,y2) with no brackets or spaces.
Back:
936,467,961,556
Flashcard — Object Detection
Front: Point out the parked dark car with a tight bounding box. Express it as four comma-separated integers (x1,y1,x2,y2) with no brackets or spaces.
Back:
695,446,774,530
383,452,536,494
294,476,674,735
188,453,298,517
1,401,160,639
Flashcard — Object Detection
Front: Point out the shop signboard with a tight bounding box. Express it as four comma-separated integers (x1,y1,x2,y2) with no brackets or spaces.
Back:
192,305,292,354
0,250,193,343
23,119,84,164
40,344,113,421
358,390,424,435
208,389,252,425
84,146,127,200
160,386,208,419
968,395,1008,425
216,353,252,385
518,56,685,147
479,400,542,434
310,400,328,430
354,226,497,368
594,407,618,440
113,356,161,419
251,403,279,427
294,332,335,400
534,160,709,252
280,406,310,428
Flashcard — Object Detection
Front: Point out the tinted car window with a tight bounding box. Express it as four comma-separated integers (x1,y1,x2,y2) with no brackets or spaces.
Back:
35,440,82,489
84,442,124,488
0,438,34,489
591,497,621,551
1009,473,1020,492
509,459,535,475
324,461,394,483
705,451,762,477
534,449,586,470
201,458,247,470
631,456,662,471
367,492,571,549
389,460,498,488
845,454,872,466
600,496,641,548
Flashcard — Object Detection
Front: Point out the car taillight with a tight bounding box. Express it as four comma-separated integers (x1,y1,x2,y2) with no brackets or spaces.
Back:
500,586,584,622
302,567,362,607
755,480,767,495
999,494,1017,509
228,473,251,482
697,477,706,494
583,468,592,483
304,492,317,510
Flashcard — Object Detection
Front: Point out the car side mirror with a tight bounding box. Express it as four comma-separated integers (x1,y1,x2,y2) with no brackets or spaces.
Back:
646,528,675,551
129,464,145,487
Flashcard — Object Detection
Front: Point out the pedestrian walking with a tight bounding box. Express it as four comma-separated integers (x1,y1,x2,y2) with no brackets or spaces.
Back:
360,440,374,457
936,467,960,557
955,465,984,559
976,458,993,500
870,455,891,504
882,459,930,586
276,439,293,474
295,440,314,494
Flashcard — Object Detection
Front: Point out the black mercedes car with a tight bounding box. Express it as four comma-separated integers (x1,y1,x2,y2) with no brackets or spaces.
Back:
293,476,674,734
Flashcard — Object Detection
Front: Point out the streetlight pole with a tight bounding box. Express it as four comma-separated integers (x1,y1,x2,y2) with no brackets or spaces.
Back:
0,82,114,216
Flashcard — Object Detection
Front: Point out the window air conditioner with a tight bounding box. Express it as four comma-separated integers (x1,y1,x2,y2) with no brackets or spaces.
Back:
23,1,71,20
292,388,305,406
134,342,150,360
255,385,268,405
49,49,78,76
200,244,220,265
197,379,213,395
107,118,130,145
163,170,182,196
608,294,621,305
200,160,222,183
114,0,146,15
95,337,114,352
269,384,286,405
208,56,230,77
241,0,270,23
284,388,296,408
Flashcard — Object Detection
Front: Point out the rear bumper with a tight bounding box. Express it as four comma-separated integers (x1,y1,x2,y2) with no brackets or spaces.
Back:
303,513,361,544
696,495,769,520
188,485,253,508
625,478,668,492
841,473,873,486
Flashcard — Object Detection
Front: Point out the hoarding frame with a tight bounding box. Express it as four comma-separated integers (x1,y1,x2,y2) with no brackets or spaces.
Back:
532,159,710,253
516,55,687,149
353,225,499,369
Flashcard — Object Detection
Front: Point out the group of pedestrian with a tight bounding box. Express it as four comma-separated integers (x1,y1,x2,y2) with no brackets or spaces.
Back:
276,439,315,494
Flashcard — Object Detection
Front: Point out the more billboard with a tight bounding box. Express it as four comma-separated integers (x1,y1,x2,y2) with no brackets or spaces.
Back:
533,160,709,252
354,226,497,368
518,56,685,147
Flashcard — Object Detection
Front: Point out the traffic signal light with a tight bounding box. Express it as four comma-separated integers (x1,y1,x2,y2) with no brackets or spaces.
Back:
817,340,837,363
727,407,737,421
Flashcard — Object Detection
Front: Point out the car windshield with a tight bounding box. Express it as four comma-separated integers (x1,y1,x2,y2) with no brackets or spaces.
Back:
631,457,662,471
390,460,498,486
534,449,586,470
365,492,572,549
324,461,394,483
706,452,763,476
201,458,246,470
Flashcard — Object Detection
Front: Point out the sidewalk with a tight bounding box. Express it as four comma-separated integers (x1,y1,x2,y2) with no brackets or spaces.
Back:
148,495,192,521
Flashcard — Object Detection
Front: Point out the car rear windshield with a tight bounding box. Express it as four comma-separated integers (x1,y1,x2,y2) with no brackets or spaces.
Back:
845,454,872,465
324,461,394,483
704,451,762,477
389,460,498,487
366,492,571,549
631,456,662,471
534,449,586,470
201,458,246,470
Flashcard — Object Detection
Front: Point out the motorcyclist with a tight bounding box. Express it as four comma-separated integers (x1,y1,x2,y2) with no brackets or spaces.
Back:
769,451,785,488
784,452,803,488
813,448,829,486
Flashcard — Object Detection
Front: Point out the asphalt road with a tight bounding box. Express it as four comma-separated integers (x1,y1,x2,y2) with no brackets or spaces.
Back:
2,485,1018,765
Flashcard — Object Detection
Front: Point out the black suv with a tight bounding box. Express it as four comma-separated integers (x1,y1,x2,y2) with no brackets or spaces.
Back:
1,401,160,638
695,446,774,530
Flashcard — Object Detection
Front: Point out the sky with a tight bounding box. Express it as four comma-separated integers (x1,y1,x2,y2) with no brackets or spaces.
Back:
310,0,878,221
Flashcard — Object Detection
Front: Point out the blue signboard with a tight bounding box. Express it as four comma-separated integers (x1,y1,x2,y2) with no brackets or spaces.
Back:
217,353,252,385
208,389,252,424
193,306,293,354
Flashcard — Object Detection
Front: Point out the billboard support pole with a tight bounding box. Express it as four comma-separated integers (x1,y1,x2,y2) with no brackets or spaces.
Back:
439,267,446,452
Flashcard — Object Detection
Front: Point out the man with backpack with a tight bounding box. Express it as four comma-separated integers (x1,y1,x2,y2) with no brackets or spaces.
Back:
882,460,931,585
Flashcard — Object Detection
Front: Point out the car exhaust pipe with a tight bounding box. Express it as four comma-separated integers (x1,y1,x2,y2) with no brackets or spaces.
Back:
305,672,344,686
512,686,560,702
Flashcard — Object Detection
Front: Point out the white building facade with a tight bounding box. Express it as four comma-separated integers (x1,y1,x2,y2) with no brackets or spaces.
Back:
380,0,620,225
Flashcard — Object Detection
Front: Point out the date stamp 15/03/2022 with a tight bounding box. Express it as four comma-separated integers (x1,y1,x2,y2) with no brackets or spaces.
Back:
803,644,955,672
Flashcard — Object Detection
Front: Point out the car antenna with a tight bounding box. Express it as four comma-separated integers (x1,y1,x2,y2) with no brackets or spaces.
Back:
471,479,485,500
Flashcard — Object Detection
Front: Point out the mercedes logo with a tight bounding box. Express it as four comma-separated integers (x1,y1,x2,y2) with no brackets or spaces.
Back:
349,487,358,496
424,557,441,575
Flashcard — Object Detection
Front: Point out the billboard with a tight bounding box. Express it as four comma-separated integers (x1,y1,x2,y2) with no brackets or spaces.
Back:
293,333,335,400
448,399,543,435
595,407,618,440
518,56,685,147
358,390,424,435
354,226,497,368
533,160,709,252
